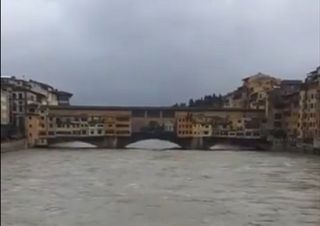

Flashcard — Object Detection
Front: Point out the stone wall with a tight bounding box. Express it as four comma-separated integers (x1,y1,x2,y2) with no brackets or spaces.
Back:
1,139,27,153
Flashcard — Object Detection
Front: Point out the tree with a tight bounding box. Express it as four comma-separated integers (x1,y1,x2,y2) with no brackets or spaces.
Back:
189,99,194,107
173,92,226,108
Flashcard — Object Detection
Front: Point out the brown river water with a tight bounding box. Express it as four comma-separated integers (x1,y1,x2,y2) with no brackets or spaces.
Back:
1,142,320,226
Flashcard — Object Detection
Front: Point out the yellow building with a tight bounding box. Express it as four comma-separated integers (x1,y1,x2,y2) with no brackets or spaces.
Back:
191,124,212,137
223,86,248,109
282,93,300,139
176,110,264,138
1,88,10,125
243,73,281,110
176,112,193,137
26,106,132,146
266,79,303,142
298,67,320,144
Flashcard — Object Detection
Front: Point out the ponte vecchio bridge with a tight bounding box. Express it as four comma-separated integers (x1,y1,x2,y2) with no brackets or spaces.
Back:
26,105,269,150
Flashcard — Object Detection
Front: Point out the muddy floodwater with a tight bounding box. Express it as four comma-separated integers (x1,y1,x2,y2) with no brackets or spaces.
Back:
1,148,320,226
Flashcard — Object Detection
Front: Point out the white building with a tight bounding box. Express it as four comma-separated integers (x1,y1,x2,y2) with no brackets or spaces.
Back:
1,88,10,125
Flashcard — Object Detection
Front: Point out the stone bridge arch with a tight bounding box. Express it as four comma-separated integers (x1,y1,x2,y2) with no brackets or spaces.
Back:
46,132,182,149
118,132,181,149
47,136,106,148
46,134,270,150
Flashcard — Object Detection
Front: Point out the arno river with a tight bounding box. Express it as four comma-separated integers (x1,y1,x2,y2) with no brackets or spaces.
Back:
1,141,320,226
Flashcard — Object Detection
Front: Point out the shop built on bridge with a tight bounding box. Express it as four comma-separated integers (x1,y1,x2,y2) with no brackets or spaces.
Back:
26,105,269,149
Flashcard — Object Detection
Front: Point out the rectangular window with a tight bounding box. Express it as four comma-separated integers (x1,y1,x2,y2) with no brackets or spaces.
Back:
18,93,23,99
162,110,175,118
274,113,282,119
116,124,129,128
56,131,72,135
39,131,46,136
116,117,130,121
274,122,282,128
253,132,260,136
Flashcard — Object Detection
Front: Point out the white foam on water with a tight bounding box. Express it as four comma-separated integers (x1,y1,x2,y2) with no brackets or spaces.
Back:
50,141,97,148
210,144,242,150
126,139,180,150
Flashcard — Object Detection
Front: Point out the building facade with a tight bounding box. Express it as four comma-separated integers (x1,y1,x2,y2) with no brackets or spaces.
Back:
25,106,266,147
243,73,281,110
1,89,10,125
1,76,73,138
266,80,302,140
223,86,248,109
1,88,11,139
56,91,73,105
298,67,320,145
223,73,280,111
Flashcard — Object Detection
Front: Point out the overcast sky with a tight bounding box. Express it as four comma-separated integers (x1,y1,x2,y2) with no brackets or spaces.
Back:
1,0,319,105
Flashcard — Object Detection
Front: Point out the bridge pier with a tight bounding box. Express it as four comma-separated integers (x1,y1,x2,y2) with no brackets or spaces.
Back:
45,135,271,150
191,137,204,150
178,137,205,150
101,137,118,149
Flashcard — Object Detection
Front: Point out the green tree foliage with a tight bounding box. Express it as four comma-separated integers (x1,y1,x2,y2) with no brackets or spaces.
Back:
173,93,224,107
188,93,224,107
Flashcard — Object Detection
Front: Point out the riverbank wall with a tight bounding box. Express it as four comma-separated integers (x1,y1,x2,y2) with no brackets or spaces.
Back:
270,140,320,155
1,139,27,153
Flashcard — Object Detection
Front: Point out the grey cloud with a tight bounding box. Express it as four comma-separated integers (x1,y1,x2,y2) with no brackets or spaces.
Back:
1,0,319,105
